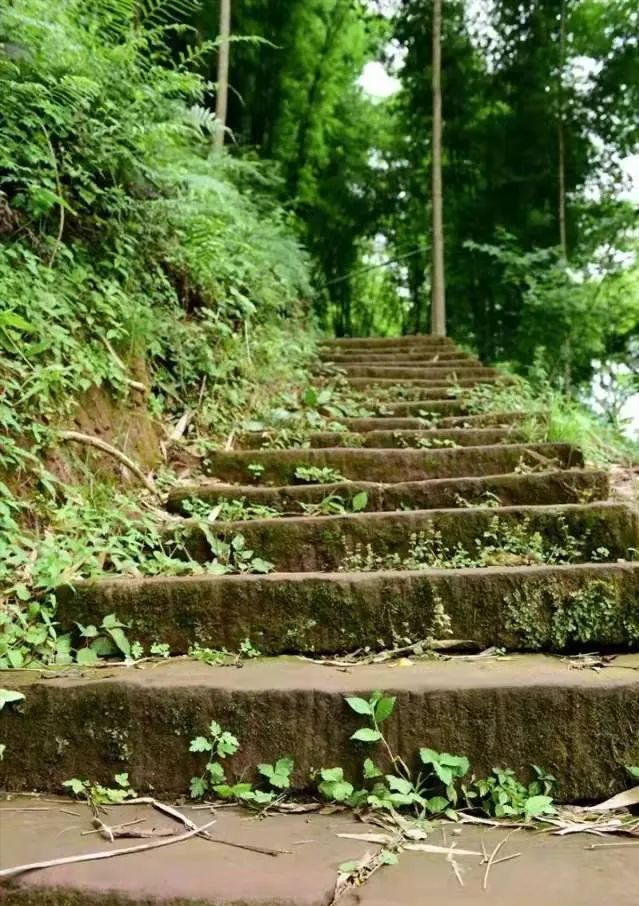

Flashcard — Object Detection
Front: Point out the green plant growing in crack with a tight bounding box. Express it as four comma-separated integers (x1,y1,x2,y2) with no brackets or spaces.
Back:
300,491,368,517
0,688,25,760
182,497,281,522
63,773,137,809
189,720,292,805
294,465,347,484
315,692,555,820
340,515,595,573
197,528,274,575
504,579,639,650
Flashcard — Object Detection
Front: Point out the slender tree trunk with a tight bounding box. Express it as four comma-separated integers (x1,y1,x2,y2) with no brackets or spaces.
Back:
557,0,572,395
214,0,231,151
431,0,446,336
558,0,567,259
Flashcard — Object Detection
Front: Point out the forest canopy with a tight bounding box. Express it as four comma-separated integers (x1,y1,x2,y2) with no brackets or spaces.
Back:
198,0,638,402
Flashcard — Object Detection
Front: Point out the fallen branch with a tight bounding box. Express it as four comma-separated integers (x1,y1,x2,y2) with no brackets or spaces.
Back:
0,818,216,880
58,431,160,498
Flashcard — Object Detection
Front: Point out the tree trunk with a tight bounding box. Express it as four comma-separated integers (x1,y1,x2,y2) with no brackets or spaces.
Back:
431,0,446,336
214,0,232,151
558,0,567,259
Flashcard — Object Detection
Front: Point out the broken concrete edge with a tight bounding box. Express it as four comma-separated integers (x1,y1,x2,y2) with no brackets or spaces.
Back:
56,562,639,655
1,655,638,801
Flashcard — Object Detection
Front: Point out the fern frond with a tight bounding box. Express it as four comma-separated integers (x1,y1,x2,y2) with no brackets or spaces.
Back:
188,104,217,138
139,0,201,28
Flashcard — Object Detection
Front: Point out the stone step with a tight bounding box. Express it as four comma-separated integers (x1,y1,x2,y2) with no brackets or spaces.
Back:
180,502,637,572
167,469,609,515
339,412,524,431
239,427,526,449
58,562,639,656
204,443,583,485
3,802,636,906
2,655,637,800
370,399,471,415
320,335,456,350
342,377,496,390
320,351,479,364
332,365,499,379
342,382,468,397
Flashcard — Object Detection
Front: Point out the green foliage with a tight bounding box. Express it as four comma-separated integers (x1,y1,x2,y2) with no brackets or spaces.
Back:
465,765,556,819
181,497,280,522
465,370,639,465
74,613,131,666
341,515,596,574
314,691,556,820
300,491,368,517
294,465,346,485
0,0,314,668
188,719,292,806
0,689,25,710
63,773,137,809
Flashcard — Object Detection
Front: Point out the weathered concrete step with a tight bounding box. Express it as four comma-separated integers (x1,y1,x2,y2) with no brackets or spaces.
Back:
58,563,639,656
2,655,637,800
340,412,524,431
204,443,583,484
182,502,637,571
342,377,495,390
293,427,525,449
320,335,456,349
167,470,609,515
332,365,499,379
3,803,637,906
371,399,470,415
321,351,478,364
342,381,467,396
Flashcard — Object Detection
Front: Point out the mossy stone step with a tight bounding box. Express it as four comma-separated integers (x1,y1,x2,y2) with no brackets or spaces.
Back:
368,399,470,415
333,365,500,379
320,335,456,349
180,502,637,572
166,470,609,515
238,427,525,450
57,563,639,656
342,377,496,390
3,655,637,801
339,412,524,431
204,443,583,484
320,351,479,364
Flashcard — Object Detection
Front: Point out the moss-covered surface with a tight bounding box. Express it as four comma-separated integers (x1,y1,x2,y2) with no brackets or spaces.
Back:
307,428,525,448
340,412,524,430
336,365,498,379
167,470,609,516
56,563,639,655
1,656,638,801
204,443,584,485
176,502,637,572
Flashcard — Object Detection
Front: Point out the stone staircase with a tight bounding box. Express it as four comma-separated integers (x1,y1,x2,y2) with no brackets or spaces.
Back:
1,335,638,903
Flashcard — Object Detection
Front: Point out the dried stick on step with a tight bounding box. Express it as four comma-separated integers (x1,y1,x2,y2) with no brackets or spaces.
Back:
58,430,160,499
115,798,288,857
0,819,216,881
